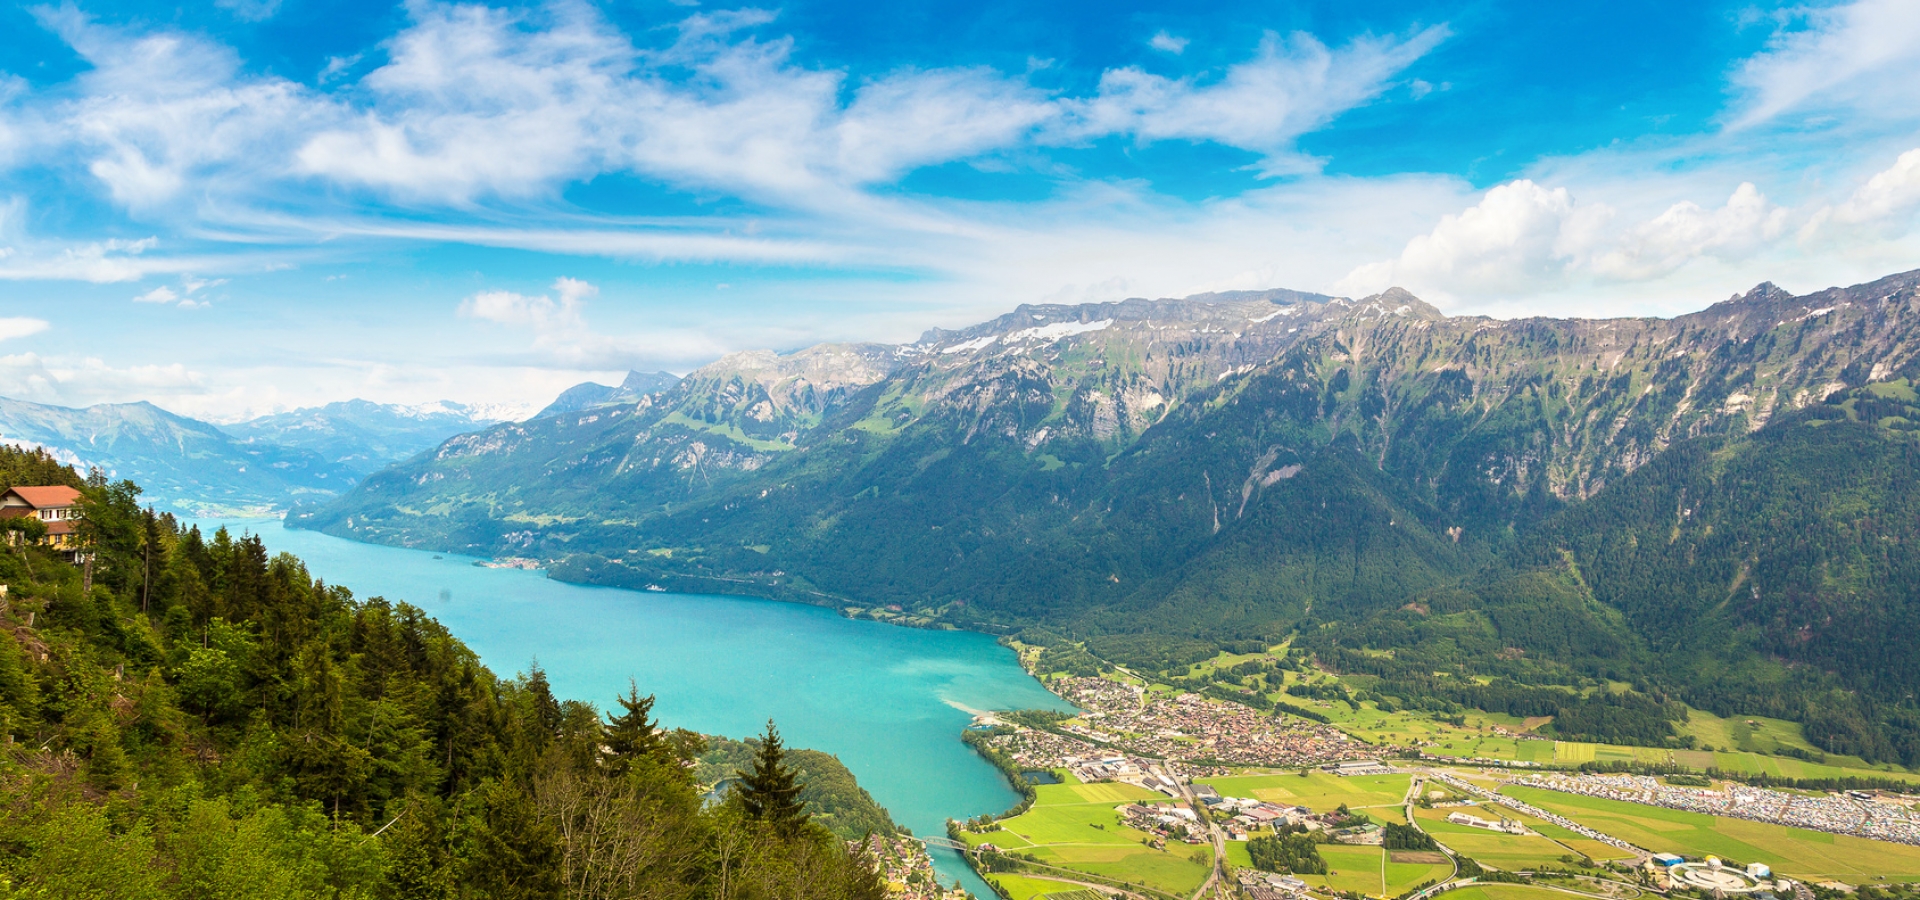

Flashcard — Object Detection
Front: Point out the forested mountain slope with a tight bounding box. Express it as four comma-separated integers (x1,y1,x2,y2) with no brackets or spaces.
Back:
0,447,887,898
303,270,1920,763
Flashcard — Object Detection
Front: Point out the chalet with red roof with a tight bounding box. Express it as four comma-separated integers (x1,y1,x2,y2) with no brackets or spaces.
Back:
0,486,85,557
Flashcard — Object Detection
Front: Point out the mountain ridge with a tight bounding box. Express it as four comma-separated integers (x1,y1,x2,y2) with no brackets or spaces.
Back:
300,268,1920,764
0,396,511,514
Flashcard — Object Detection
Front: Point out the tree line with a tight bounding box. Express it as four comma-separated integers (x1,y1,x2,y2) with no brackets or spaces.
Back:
0,447,885,899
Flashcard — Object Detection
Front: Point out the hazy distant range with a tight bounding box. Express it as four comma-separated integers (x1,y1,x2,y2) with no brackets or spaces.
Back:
0,370,679,515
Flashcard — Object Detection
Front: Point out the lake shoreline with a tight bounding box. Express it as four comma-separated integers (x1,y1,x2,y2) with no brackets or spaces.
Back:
223,515,1074,897
284,514,1020,638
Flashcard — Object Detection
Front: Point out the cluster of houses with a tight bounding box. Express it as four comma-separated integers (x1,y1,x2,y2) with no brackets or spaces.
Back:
1044,677,1359,768
846,835,968,900
1200,793,1315,842
1236,869,1310,899
1120,802,1207,846
1192,789,1380,844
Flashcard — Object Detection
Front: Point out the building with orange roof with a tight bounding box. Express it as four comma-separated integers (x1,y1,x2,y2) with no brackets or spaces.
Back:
0,486,86,558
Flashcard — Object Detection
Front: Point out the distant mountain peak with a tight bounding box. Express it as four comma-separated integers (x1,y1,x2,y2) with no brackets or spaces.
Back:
536,370,684,419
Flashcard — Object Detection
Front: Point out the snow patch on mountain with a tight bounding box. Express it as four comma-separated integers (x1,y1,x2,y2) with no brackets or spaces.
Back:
1007,319,1114,342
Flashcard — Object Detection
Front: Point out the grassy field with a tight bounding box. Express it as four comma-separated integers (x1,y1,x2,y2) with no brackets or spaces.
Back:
1223,840,1253,870
1439,885,1609,900
983,871,1075,898
959,782,1212,897
1294,845,1452,898
1507,786,1920,883
1197,772,1412,814
1413,804,1580,871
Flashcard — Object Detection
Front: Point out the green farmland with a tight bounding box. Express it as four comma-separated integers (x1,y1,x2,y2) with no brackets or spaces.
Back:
1507,786,1920,883
959,781,1212,898
1197,772,1412,815
1292,845,1452,899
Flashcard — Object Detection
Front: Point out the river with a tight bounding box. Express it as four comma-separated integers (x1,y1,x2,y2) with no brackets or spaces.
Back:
198,518,1071,895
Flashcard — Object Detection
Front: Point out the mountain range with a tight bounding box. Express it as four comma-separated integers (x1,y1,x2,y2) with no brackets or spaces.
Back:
537,370,683,418
0,397,505,514
293,269,1920,765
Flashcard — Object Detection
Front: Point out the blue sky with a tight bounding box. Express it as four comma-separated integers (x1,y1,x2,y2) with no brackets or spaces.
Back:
1,0,1918,419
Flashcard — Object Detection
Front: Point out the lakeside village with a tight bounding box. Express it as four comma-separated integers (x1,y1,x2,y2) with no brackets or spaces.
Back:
849,834,971,900
1040,676,1361,768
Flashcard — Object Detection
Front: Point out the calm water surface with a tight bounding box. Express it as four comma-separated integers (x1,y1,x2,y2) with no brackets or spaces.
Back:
200,519,1071,894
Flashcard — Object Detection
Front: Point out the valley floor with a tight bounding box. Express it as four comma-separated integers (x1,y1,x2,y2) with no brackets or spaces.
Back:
955,642,1920,900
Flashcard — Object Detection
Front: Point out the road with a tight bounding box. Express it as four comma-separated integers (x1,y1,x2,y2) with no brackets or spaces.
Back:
1157,761,1230,900
1406,774,1462,887
998,870,1159,900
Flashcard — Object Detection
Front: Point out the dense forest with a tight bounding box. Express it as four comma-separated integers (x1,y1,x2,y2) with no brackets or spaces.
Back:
694,737,900,841
0,447,885,899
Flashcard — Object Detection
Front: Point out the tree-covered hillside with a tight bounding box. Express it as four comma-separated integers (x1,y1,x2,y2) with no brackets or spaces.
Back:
0,447,885,899
300,270,1920,764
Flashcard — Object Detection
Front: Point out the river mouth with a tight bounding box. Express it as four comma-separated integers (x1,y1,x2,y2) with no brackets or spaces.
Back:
196,518,1074,895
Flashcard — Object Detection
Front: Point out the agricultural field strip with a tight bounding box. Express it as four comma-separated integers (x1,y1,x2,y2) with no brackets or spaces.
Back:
1506,787,1920,881
1511,771,1920,846
1426,771,1645,855
1413,805,1593,870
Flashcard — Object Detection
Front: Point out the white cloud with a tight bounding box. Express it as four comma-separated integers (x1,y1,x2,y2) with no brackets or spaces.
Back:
0,235,171,283
1729,0,1920,128
0,352,204,409
1591,183,1789,281
459,276,596,330
1830,147,1920,227
1339,179,1796,299
297,2,626,202
133,286,178,303
1062,27,1449,174
1337,180,1612,297
33,6,325,212
0,318,49,341
1149,31,1189,54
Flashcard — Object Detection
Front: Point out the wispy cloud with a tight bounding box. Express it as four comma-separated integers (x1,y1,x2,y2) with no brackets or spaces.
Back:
1149,31,1189,54
1728,0,1920,129
1059,27,1450,175
0,318,49,341
9,3,1444,223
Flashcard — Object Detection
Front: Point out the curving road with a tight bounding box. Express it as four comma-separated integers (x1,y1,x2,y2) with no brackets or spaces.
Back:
1159,761,1229,900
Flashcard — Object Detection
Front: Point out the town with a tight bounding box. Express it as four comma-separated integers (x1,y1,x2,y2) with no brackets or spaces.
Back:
1042,676,1361,768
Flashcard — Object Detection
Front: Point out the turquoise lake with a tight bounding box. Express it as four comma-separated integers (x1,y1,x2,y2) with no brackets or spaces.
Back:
199,518,1072,894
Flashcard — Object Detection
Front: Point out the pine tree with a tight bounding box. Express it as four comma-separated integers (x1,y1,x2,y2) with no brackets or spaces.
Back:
466,779,563,900
602,680,667,773
735,719,808,834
